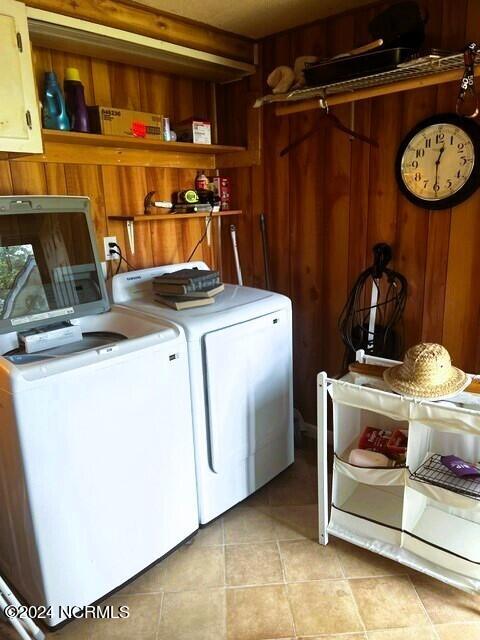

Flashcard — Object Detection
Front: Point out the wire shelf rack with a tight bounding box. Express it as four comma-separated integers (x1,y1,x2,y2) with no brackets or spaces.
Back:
287,53,467,102
410,453,480,501
255,52,471,108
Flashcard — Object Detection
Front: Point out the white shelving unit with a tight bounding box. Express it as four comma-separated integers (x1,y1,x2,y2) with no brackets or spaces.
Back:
318,352,480,593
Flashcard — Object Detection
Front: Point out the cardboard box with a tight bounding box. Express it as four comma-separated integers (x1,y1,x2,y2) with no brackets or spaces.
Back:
175,118,211,144
88,106,169,139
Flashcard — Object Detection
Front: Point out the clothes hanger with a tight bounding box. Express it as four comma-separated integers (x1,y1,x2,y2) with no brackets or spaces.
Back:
280,98,378,157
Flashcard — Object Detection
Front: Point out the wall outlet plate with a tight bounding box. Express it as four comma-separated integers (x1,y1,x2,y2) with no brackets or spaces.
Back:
104,236,119,261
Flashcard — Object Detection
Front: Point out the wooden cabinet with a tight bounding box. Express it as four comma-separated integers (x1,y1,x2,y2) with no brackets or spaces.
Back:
0,0,42,153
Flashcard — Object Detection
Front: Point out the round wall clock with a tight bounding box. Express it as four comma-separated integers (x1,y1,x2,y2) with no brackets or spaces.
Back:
395,113,480,210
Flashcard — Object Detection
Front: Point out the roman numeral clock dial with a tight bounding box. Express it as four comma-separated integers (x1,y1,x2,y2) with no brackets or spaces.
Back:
396,114,480,210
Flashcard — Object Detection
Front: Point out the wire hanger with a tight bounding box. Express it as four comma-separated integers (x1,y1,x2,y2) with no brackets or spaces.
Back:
280,98,378,157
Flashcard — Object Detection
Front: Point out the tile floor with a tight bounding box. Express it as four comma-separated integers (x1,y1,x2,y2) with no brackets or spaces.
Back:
1,444,480,639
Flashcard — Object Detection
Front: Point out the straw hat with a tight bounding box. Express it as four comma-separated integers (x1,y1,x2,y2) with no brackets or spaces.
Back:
383,343,470,399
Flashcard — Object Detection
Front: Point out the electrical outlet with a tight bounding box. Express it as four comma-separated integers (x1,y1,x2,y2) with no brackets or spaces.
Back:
104,236,119,261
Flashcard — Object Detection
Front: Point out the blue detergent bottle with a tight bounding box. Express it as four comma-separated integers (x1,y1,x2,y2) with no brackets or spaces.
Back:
42,71,70,130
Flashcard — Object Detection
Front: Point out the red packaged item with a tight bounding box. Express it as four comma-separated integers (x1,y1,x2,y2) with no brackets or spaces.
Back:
358,426,407,461
387,429,408,458
358,426,391,454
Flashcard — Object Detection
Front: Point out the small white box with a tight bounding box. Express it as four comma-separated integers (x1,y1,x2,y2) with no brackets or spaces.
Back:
19,322,83,353
175,119,211,145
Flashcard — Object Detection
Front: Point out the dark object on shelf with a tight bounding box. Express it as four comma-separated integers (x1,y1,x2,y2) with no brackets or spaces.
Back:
411,454,480,501
304,1,426,87
172,204,212,213
304,48,415,87
369,1,426,50
338,243,408,366
64,67,90,133
177,189,200,204
398,48,456,68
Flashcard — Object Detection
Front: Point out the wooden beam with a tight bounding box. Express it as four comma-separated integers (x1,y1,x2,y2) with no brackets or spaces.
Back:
24,0,254,63
216,92,262,168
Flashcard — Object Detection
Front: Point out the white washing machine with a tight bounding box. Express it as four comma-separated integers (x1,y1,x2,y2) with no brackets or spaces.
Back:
0,198,198,627
112,262,294,524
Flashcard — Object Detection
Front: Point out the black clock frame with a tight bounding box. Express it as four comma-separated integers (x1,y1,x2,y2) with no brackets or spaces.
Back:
395,113,480,210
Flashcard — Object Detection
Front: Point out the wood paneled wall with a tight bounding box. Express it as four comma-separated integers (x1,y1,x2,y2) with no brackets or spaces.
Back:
0,46,228,275
259,0,480,423
3,0,480,428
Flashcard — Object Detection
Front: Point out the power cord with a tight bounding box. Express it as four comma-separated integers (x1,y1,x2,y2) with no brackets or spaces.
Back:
187,211,214,262
108,242,136,275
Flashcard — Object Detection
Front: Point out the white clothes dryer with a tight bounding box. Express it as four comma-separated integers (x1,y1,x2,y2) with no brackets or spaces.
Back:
112,262,294,524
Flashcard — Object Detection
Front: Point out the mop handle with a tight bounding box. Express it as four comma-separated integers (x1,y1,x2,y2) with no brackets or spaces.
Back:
259,213,271,289
230,224,243,286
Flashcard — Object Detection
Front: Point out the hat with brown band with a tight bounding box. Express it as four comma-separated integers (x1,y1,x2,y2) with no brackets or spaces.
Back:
383,343,470,399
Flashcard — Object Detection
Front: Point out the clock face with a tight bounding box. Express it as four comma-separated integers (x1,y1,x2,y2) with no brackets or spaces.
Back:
401,123,474,200
396,114,480,210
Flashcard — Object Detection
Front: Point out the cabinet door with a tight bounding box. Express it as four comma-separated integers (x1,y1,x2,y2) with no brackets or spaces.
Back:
0,0,42,153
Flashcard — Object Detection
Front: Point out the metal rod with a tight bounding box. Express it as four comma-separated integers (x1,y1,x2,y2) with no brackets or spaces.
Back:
0,574,44,639
259,213,271,289
229,224,243,285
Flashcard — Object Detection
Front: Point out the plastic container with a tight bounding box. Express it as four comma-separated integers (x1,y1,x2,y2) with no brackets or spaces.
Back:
42,72,70,131
64,67,90,133
195,170,208,191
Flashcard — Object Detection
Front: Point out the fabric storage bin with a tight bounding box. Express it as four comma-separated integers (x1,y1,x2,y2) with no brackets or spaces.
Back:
330,458,404,546
329,379,409,461
402,482,480,580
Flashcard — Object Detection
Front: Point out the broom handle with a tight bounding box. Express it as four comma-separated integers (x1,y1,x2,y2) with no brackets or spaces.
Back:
348,362,480,395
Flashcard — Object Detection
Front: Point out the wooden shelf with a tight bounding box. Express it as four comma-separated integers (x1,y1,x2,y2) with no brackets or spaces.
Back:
10,130,246,170
108,210,241,254
262,54,480,117
108,210,242,222
42,130,245,154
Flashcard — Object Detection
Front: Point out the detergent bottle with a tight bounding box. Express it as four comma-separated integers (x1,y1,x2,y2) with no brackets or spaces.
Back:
42,71,70,130
64,67,90,132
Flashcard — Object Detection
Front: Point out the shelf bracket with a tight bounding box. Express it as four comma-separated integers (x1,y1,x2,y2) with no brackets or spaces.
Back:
126,220,135,255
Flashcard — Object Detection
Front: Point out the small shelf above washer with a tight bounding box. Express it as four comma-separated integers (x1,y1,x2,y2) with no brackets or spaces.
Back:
108,210,242,223
108,210,242,254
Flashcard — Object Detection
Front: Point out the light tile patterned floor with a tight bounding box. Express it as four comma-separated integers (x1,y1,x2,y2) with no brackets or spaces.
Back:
1,445,480,639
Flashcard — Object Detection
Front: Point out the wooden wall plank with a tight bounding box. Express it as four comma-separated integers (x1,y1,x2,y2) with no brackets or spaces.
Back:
64,165,107,254
258,0,480,422
101,166,153,267
91,60,113,106
49,50,95,104
10,163,47,193
0,162,13,194
321,15,354,377
394,87,436,351
145,167,182,265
